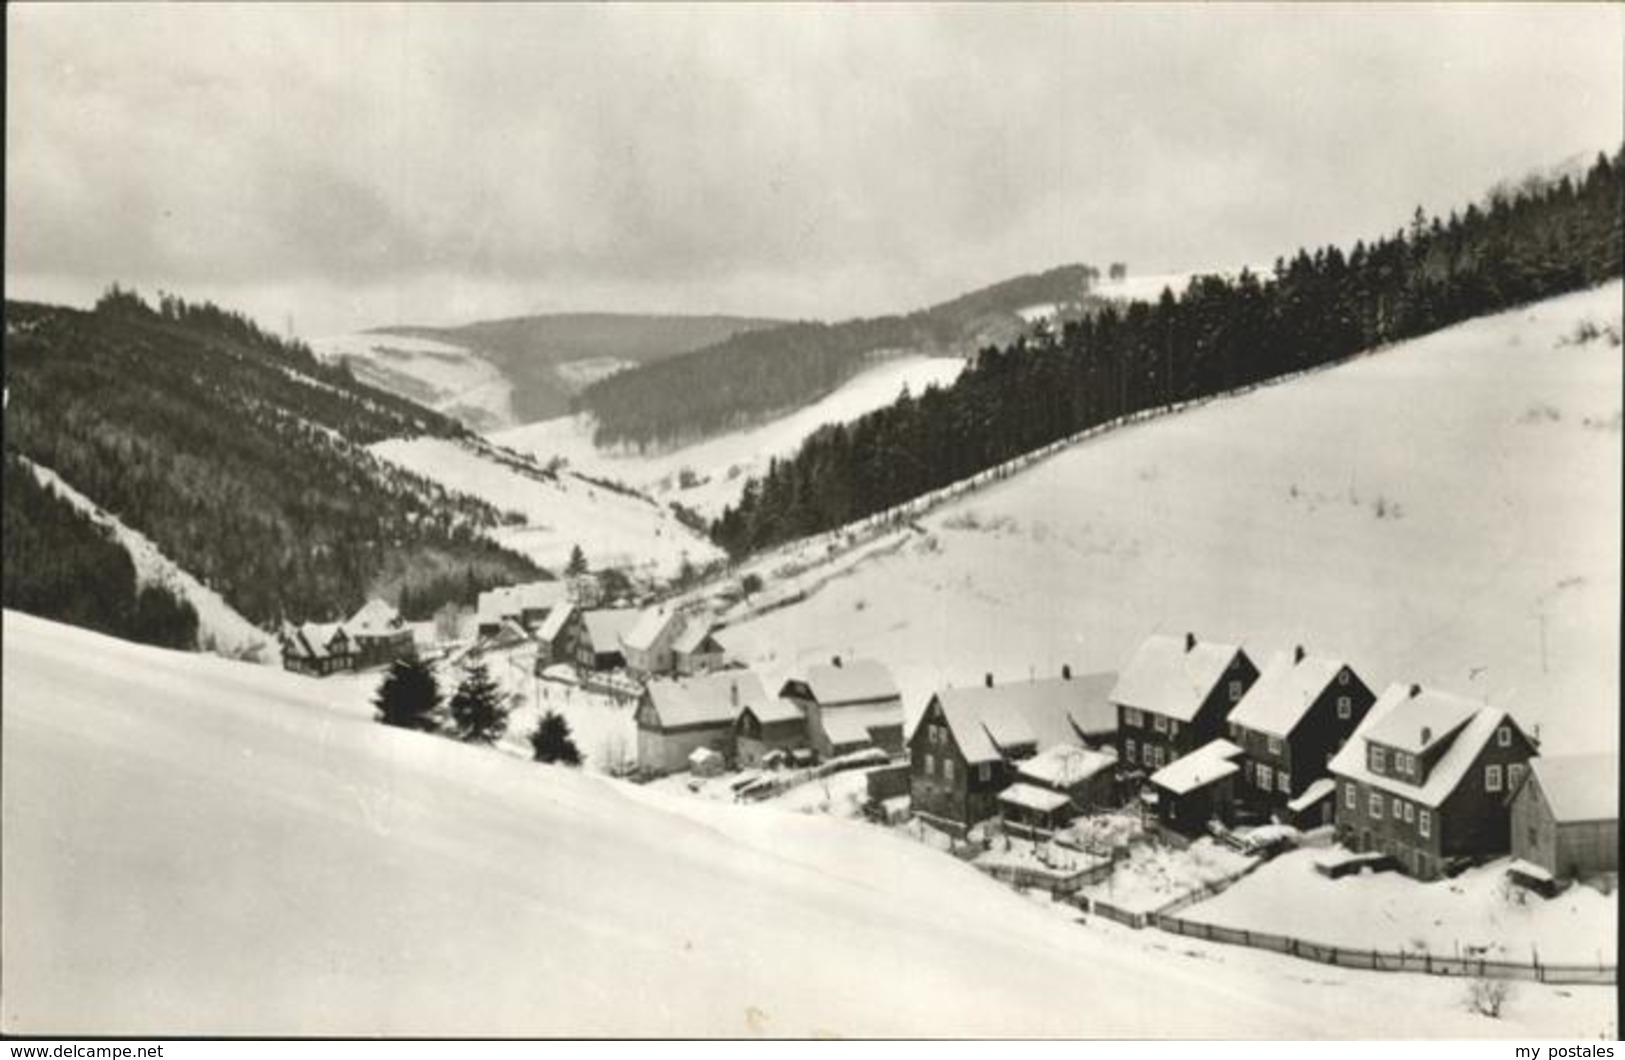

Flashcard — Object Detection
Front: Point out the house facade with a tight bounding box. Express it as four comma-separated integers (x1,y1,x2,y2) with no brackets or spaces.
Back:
780,657,905,758
568,608,638,672
346,598,417,668
279,621,358,676
1112,633,1258,779
672,619,726,675
1330,683,1538,880
1225,646,1375,814
734,699,808,767
635,670,769,775
1510,754,1618,880
622,608,684,679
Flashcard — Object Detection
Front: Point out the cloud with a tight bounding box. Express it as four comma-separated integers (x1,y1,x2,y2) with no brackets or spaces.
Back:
6,3,1622,335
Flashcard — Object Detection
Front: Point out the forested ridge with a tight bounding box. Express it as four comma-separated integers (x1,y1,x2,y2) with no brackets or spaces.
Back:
713,149,1624,556
577,264,1102,450
4,289,539,630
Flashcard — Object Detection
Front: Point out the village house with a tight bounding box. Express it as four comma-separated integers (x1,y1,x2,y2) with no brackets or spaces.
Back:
621,607,685,679
1112,633,1258,779
568,608,639,672
1225,646,1375,821
532,603,576,673
1329,682,1539,880
1147,738,1245,835
279,621,358,676
671,616,727,675
780,657,905,758
635,670,770,775
733,697,809,768
909,668,1118,832
476,581,567,636
1510,753,1618,884
345,598,417,668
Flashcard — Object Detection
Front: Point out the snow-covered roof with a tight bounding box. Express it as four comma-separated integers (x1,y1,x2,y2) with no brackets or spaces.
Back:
476,587,519,627
671,616,720,656
580,609,639,652
1527,754,1617,823
1110,634,1247,722
1149,738,1243,796
823,703,903,748
645,671,770,731
622,607,680,653
1226,650,1349,739
1327,684,1523,809
926,673,1118,765
513,581,567,613
1016,744,1116,788
283,621,348,660
346,598,402,637
688,746,722,765
1286,777,1337,814
786,659,900,707
997,783,1072,814
535,603,574,643
1362,683,1479,754
740,696,804,726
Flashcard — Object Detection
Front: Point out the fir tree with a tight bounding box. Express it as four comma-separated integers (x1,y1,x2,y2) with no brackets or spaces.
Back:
448,662,509,743
373,658,442,732
530,710,582,766
566,544,589,576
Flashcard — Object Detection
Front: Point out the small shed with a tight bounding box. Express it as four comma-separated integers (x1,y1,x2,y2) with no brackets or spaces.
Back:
1148,738,1244,835
1510,753,1618,881
1285,777,1338,829
1016,744,1117,814
998,782,1075,832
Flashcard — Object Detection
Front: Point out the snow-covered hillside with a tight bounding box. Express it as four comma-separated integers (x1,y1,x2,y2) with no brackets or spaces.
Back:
492,354,966,518
367,436,721,577
719,284,1623,751
20,458,276,663
3,610,1611,1037
312,331,515,431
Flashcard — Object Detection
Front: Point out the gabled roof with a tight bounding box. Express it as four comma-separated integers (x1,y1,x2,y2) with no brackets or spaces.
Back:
739,696,804,726
476,586,519,627
823,707,898,748
1111,634,1247,722
645,670,770,731
1328,683,1524,808
1017,744,1116,788
622,607,681,653
580,609,639,652
1226,650,1350,739
672,616,721,656
535,603,575,643
1150,738,1244,796
1527,754,1617,823
1362,684,1479,754
347,598,403,637
785,659,900,707
282,621,348,661
997,783,1072,814
926,673,1118,765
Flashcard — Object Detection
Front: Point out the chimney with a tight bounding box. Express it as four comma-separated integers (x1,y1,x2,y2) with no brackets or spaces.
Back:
730,681,739,707
1062,664,1072,680
1184,632,1197,652
1293,644,1306,664
1420,726,1431,745
984,673,994,688
831,655,842,668
1409,683,1422,698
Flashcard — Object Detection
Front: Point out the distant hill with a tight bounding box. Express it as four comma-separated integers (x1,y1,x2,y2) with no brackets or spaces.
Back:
3,289,540,637
575,264,1105,450
324,313,783,428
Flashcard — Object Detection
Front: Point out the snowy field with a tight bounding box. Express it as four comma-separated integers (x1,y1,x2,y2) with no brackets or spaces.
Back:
367,436,722,577
1077,838,1258,914
492,354,966,518
1184,848,1618,966
6,610,1612,1037
312,331,515,431
721,283,1624,750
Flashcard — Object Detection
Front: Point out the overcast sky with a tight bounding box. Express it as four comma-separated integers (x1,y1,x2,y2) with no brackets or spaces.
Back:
7,3,1622,337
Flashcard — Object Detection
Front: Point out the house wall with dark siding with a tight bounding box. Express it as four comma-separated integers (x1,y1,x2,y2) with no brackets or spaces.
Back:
908,701,1006,828
1233,670,1375,811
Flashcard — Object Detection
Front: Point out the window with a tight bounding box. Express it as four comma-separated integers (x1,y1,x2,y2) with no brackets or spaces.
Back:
1228,679,1244,702
1419,809,1431,838
1393,751,1409,776
1404,803,1414,823
1142,743,1153,766
1486,764,1502,792
1337,695,1352,719
1126,738,1137,762
1527,824,1538,847
977,763,991,783
1392,797,1403,820
1345,783,1357,809
1508,763,1526,790
1257,764,1273,791
1369,745,1387,773
1169,720,1179,738
1230,723,1241,740
925,753,935,777
1153,714,1168,733
1278,770,1290,793
1337,669,1351,686
945,758,956,783
1153,746,1166,768
1267,735,1282,756
1497,726,1511,748
1242,759,1253,783
1369,791,1383,818
1123,707,1142,728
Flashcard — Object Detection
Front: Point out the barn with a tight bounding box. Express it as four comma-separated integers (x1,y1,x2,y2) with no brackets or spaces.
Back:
635,670,770,775
734,697,807,767
1510,753,1618,882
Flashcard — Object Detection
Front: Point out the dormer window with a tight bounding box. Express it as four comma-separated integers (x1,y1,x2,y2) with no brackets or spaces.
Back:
1496,726,1511,748
1369,744,1386,773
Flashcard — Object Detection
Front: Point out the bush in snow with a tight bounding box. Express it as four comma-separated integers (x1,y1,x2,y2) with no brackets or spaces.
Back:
373,658,443,732
530,710,582,766
448,662,509,744
1465,975,1512,1019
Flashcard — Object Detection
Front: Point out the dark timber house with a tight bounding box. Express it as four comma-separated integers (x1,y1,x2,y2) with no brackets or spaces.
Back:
779,657,904,758
1329,682,1538,880
1112,633,1258,780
